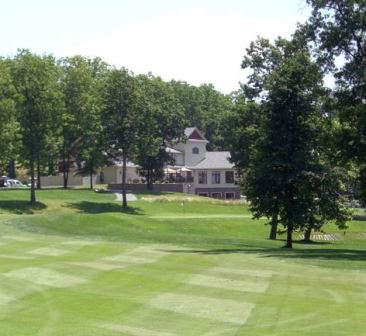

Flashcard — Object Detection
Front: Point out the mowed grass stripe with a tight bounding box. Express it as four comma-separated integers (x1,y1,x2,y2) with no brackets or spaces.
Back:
5,267,87,288
186,274,269,293
28,247,70,256
208,266,274,279
148,293,255,325
99,323,176,336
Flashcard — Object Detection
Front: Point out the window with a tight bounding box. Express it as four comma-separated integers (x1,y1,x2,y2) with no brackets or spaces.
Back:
212,171,221,184
225,192,235,200
198,192,209,197
225,171,234,184
211,192,222,199
192,147,199,154
198,171,207,184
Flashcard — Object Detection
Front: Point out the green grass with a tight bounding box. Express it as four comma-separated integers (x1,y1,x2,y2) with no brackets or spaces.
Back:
0,189,365,335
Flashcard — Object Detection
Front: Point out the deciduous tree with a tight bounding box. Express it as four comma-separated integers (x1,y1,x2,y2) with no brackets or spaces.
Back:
12,50,62,203
102,68,140,207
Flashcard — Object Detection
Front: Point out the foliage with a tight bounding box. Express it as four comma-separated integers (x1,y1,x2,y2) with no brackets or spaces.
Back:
235,37,350,247
101,68,140,207
11,50,62,203
0,59,19,175
135,75,185,188
305,0,366,205
59,56,106,188
169,81,233,150
73,58,109,189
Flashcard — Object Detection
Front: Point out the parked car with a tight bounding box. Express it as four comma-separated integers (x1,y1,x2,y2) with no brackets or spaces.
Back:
4,179,27,188
0,176,9,188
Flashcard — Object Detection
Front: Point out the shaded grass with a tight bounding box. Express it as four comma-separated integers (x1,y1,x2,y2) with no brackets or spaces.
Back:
0,200,46,214
65,201,144,215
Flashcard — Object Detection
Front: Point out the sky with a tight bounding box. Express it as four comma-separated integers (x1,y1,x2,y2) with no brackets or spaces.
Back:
0,0,311,93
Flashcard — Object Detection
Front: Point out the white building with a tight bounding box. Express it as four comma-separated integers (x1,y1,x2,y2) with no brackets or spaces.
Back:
165,127,240,199
103,127,240,199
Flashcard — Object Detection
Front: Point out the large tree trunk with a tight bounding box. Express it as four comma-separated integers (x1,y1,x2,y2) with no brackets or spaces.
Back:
37,156,41,190
7,160,16,178
122,152,127,208
303,225,313,243
90,170,93,190
147,169,153,190
283,223,293,248
269,213,278,240
30,157,36,204
62,151,69,189
48,158,54,176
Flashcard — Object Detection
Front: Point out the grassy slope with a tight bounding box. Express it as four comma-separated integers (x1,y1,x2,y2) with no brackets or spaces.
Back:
0,189,365,336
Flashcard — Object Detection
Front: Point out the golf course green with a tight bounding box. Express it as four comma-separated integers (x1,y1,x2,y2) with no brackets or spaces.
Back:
0,189,365,335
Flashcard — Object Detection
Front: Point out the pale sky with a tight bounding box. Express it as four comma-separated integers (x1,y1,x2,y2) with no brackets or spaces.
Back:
0,0,311,93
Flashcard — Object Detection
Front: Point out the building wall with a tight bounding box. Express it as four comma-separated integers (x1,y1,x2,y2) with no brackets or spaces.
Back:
195,187,240,199
101,166,141,184
40,174,96,187
108,183,185,193
175,140,207,167
116,167,141,183
100,166,118,184
192,169,237,189
172,152,184,166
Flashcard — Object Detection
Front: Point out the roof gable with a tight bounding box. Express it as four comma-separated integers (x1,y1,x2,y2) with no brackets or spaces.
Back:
184,127,207,141
189,129,204,140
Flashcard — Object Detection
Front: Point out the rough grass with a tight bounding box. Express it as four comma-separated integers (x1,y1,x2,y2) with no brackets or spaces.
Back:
0,189,365,335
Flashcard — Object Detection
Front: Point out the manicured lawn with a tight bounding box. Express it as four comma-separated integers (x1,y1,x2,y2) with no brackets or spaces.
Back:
0,189,365,335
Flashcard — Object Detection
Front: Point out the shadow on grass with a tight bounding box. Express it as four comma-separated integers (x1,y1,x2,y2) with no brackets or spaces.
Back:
276,238,332,246
353,214,366,221
65,201,144,215
162,242,366,262
0,200,47,214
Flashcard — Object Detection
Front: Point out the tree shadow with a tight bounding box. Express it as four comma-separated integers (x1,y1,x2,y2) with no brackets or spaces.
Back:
0,200,47,214
353,214,366,221
275,238,332,246
65,201,144,215
161,242,366,262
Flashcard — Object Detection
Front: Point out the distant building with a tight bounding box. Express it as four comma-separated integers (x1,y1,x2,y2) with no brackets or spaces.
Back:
164,127,240,199
106,127,240,199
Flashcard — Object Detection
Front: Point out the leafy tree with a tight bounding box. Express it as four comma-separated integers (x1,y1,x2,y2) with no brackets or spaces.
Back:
102,68,140,207
304,0,366,205
11,50,62,203
74,58,108,189
60,56,104,188
135,75,185,189
238,37,349,248
0,59,19,176
169,81,233,150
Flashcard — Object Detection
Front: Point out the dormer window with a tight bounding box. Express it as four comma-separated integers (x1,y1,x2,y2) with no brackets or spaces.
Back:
192,147,199,154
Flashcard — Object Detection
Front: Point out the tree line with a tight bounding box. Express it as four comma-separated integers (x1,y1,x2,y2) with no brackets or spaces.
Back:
0,51,232,206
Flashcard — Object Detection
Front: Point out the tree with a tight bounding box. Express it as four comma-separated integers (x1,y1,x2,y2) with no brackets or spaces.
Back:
226,94,279,237
238,37,349,248
135,75,185,189
60,56,104,188
0,59,19,176
102,68,140,207
304,0,366,205
169,81,233,150
74,58,108,189
11,50,62,203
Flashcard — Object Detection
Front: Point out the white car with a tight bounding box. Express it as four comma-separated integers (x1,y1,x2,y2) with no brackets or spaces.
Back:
5,179,27,188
